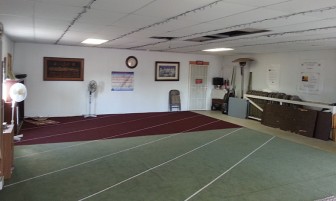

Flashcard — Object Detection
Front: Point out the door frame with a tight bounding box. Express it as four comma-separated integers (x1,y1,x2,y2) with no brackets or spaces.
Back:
188,61,209,110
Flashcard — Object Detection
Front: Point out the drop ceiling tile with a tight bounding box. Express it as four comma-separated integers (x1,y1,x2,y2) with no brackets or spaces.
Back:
161,22,231,39
30,0,92,7
34,29,64,42
110,41,157,49
35,2,83,21
149,40,200,51
167,40,198,48
134,0,218,18
70,23,107,34
111,14,166,29
58,31,97,44
274,32,336,44
0,0,34,17
180,2,259,24
133,18,203,38
92,0,156,13
224,0,294,7
165,11,282,41
2,0,336,54
0,15,34,38
256,19,324,32
264,0,336,22
210,8,297,30
266,0,336,14
305,12,336,20
97,25,142,39
78,8,126,26
35,18,70,31
271,21,336,37
99,37,139,47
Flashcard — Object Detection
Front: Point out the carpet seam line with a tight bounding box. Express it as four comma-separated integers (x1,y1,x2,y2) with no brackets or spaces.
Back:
16,113,201,143
14,115,203,159
184,136,276,201
77,127,243,201
6,119,229,188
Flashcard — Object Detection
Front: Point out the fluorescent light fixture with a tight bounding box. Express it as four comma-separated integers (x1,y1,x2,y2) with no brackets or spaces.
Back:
203,48,234,52
81,38,108,45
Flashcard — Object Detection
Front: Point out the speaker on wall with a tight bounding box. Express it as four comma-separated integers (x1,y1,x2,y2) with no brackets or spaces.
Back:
212,77,224,86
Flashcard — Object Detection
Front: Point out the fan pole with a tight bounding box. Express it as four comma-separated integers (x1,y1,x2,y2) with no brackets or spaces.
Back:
85,91,97,118
11,100,15,125
85,80,97,118
88,91,93,116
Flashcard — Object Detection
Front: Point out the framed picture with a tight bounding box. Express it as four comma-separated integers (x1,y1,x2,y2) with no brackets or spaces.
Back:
155,61,180,81
43,57,84,81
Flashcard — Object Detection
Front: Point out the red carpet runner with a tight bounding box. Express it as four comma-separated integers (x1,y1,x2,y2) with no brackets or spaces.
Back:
16,111,241,145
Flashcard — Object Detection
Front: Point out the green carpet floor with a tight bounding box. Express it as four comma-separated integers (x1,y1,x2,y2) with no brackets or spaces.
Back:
1,128,336,201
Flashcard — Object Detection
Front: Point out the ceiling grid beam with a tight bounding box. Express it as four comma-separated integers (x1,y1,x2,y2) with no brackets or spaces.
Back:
130,4,336,51
54,0,98,44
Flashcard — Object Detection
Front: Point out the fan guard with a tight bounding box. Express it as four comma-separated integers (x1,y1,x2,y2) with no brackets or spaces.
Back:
9,83,28,126
88,80,97,94
10,83,27,102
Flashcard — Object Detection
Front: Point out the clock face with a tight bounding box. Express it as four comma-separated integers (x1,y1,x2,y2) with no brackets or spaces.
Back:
126,56,138,68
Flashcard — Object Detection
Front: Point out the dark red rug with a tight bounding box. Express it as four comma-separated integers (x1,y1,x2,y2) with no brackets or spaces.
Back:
17,111,241,145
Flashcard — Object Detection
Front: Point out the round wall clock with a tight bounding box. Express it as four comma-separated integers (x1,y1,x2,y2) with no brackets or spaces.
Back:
126,56,138,68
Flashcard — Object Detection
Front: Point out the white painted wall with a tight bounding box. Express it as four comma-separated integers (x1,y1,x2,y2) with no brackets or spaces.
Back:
13,43,223,117
1,34,14,60
223,50,336,104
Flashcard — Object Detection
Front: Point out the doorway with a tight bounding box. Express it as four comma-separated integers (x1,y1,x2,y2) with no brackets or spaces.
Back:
189,61,209,110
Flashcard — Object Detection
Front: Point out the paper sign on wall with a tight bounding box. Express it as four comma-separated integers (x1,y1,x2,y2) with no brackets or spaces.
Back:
267,65,280,90
195,79,203,84
297,61,322,94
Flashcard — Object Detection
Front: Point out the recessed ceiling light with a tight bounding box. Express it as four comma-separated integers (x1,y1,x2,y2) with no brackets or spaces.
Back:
202,48,234,52
81,38,108,45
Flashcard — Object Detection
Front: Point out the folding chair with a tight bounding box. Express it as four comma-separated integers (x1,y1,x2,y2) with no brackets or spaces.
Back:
169,90,181,111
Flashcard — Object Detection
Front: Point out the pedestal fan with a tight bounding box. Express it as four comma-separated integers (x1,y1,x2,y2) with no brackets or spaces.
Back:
9,83,27,141
85,80,97,118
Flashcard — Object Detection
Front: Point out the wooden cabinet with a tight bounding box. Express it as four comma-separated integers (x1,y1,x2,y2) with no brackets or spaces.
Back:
0,124,3,189
0,125,14,179
211,89,226,111
211,98,223,110
0,78,25,187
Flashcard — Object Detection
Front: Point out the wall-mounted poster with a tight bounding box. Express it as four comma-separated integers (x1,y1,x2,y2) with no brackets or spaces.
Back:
266,64,280,90
43,57,84,81
297,61,323,94
111,71,134,91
